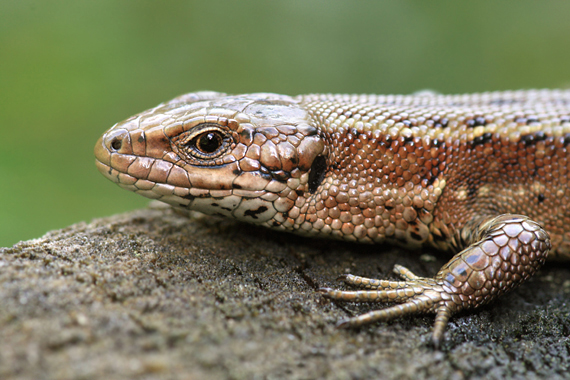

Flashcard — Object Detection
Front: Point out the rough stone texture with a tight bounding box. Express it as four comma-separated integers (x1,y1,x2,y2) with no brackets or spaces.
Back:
1,204,570,380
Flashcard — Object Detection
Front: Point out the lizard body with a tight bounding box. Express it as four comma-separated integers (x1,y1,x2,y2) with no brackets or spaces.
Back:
95,90,570,345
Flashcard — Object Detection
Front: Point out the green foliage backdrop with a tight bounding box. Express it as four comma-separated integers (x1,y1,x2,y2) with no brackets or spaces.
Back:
2,0,570,246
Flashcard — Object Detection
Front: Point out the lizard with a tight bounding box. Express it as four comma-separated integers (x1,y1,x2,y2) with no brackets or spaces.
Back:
94,90,570,346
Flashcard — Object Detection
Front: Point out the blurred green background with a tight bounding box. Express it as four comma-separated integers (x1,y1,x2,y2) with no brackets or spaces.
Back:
1,1,570,247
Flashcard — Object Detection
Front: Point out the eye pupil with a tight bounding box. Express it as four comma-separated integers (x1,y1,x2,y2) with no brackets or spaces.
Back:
196,132,222,154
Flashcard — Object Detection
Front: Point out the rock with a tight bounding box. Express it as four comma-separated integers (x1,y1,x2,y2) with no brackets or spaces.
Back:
1,206,570,379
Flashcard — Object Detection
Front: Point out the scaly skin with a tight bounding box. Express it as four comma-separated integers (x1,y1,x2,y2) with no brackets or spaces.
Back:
94,90,570,346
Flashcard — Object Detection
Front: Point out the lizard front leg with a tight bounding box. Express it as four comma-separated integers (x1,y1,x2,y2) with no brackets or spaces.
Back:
319,214,551,347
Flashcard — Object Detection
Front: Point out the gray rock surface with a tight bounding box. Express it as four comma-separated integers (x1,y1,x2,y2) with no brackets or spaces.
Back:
1,204,570,379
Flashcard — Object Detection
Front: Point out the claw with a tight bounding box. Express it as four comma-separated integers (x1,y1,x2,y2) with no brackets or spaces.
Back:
336,274,349,281
336,320,351,329
317,287,333,294
319,214,550,346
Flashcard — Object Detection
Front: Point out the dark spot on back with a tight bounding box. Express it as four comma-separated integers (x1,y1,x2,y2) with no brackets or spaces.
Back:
233,183,242,189
466,117,487,128
295,190,304,197
521,131,547,146
472,132,493,146
233,169,241,175
538,193,545,203
138,135,145,143
475,117,486,126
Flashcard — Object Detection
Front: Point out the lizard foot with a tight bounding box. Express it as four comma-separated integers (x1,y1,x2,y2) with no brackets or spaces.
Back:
319,214,551,347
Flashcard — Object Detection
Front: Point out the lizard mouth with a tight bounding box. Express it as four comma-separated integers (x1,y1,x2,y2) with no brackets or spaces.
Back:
94,155,279,221
94,133,279,222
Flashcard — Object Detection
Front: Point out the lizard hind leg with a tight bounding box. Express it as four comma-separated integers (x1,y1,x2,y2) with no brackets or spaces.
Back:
319,214,551,347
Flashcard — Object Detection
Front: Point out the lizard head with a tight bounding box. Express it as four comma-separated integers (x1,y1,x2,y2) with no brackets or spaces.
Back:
94,92,326,225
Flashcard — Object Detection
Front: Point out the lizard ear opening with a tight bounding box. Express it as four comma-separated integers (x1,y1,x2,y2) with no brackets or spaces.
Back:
307,155,327,194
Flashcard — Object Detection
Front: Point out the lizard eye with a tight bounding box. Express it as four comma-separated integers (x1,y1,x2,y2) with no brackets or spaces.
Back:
177,123,232,160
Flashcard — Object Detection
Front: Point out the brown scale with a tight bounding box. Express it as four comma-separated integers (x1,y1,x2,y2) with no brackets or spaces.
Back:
94,90,570,346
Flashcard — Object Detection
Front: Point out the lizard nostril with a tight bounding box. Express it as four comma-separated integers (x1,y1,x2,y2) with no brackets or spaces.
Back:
102,128,133,157
110,138,122,151
104,129,130,153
